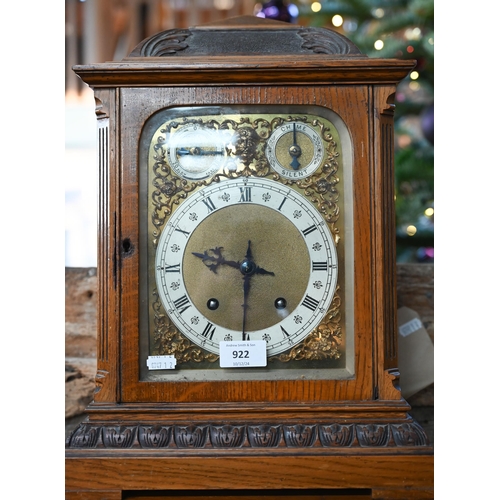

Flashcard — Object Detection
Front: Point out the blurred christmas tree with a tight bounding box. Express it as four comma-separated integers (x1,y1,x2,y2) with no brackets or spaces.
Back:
255,0,434,262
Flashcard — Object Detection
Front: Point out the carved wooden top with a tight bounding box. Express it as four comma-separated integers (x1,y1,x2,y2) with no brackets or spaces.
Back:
127,15,364,58
73,16,415,86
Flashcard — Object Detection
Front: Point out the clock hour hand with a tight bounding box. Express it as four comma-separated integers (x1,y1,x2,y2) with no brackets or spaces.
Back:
239,240,275,277
192,247,240,273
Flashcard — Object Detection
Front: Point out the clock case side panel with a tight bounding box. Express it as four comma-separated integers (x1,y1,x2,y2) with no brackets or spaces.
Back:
118,85,374,404
92,88,121,404
371,86,404,401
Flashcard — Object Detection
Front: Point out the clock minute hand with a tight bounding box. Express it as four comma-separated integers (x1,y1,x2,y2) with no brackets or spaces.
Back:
239,240,274,341
241,273,251,341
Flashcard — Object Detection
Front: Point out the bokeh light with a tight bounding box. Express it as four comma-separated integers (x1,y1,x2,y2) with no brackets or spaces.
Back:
406,225,417,236
331,14,343,27
311,2,322,13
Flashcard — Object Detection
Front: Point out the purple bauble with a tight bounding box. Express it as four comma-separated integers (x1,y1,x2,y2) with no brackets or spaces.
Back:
255,0,298,23
421,104,434,145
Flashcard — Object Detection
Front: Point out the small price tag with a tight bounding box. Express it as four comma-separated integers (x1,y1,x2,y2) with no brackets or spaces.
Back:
147,355,177,370
219,340,267,368
398,317,423,337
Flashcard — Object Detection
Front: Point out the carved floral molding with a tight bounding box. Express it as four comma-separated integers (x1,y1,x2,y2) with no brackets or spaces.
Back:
67,419,429,449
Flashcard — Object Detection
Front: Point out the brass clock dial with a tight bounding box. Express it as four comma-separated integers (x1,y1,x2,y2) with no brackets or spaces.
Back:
155,177,337,356
266,121,324,179
167,123,230,180
141,104,352,380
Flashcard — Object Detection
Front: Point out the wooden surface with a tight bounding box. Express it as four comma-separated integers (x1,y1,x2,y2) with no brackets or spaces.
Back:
66,264,434,420
396,264,434,409
396,264,434,342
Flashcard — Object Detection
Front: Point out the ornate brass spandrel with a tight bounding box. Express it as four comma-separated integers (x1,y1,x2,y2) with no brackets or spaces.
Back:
152,290,219,364
146,108,346,369
149,112,342,245
269,287,342,363
150,137,199,245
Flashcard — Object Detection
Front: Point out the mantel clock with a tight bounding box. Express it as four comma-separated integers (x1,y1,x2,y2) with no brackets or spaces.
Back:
66,16,433,499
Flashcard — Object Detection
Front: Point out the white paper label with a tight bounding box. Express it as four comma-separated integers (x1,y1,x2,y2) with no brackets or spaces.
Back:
147,355,177,370
399,318,423,337
219,340,267,368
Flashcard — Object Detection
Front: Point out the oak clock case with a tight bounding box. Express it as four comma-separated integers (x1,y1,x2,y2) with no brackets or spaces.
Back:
66,20,433,499
139,105,354,382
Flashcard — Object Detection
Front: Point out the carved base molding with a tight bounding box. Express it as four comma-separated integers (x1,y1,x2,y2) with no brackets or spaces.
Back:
66,415,429,451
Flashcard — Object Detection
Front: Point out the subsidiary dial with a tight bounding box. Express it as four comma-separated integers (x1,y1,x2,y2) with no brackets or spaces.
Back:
167,123,230,180
266,121,325,179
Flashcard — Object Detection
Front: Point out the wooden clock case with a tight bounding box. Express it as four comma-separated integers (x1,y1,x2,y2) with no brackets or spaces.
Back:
66,16,433,499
